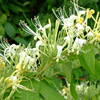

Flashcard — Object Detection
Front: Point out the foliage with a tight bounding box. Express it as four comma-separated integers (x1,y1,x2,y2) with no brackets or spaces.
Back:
0,0,100,100
0,0,100,44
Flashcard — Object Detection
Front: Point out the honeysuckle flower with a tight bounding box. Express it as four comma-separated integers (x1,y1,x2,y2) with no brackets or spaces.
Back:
70,14,77,20
62,88,66,95
36,40,44,50
19,20,37,36
64,20,73,27
4,44,19,61
87,9,95,19
23,55,30,69
86,26,91,32
6,76,33,92
94,31,100,41
32,16,50,37
79,10,86,15
64,15,77,27
9,76,17,87
53,7,77,28
33,16,51,32
0,54,5,61
63,18,73,28
15,63,22,70
7,76,20,90
72,38,86,54
19,51,26,64
87,32,94,37
52,7,67,25
76,23,84,30
64,96,67,99
0,40,20,64
76,82,85,90
0,38,10,49
0,57,5,70
63,35,71,48
20,17,50,39
56,45,63,62
27,58,35,69
77,17,84,24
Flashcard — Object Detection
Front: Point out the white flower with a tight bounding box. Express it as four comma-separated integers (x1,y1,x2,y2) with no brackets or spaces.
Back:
19,20,37,36
86,26,91,32
43,24,51,29
64,35,71,48
32,16,50,37
23,55,30,69
70,14,77,20
19,51,26,64
52,7,67,25
72,38,86,54
63,18,74,28
76,23,84,30
64,96,67,99
76,82,85,90
56,45,63,62
36,41,43,50
8,76,32,91
0,38,10,49
87,32,94,37
79,10,86,15
9,76,17,89
27,58,35,69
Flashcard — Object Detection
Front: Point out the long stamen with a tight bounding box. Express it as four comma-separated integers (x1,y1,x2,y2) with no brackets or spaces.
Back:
19,20,37,36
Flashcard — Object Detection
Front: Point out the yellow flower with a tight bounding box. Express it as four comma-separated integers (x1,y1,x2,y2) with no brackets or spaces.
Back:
90,9,95,14
94,31,100,41
79,17,84,24
15,63,22,70
0,57,5,70
76,17,84,24
0,57,3,61
87,9,95,19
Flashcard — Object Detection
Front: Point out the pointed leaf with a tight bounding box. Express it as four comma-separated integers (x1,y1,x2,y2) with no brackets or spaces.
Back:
5,22,16,38
14,37,28,46
95,59,100,77
40,80,65,100
61,62,72,83
70,80,78,100
78,44,95,75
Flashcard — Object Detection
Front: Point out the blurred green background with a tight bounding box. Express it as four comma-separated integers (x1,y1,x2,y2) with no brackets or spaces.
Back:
0,0,100,45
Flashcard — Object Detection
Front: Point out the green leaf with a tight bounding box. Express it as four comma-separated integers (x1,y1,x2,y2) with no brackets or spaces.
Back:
0,14,7,24
8,3,19,14
13,79,40,100
0,0,2,3
70,80,78,100
4,22,16,38
0,25,5,36
1,3,9,13
78,44,95,75
95,59,100,77
40,80,65,100
14,37,28,46
61,62,72,83
44,76,62,88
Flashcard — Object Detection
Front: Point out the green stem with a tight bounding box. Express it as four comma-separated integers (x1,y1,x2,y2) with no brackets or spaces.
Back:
35,61,53,78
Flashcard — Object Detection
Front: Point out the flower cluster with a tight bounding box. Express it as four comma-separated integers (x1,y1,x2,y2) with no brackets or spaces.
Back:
0,40,38,99
58,82,100,100
19,1,100,63
0,1,100,99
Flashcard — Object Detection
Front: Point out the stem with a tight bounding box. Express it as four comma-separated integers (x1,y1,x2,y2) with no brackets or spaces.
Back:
0,88,6,100
5,89,15,100
35,61,53,78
